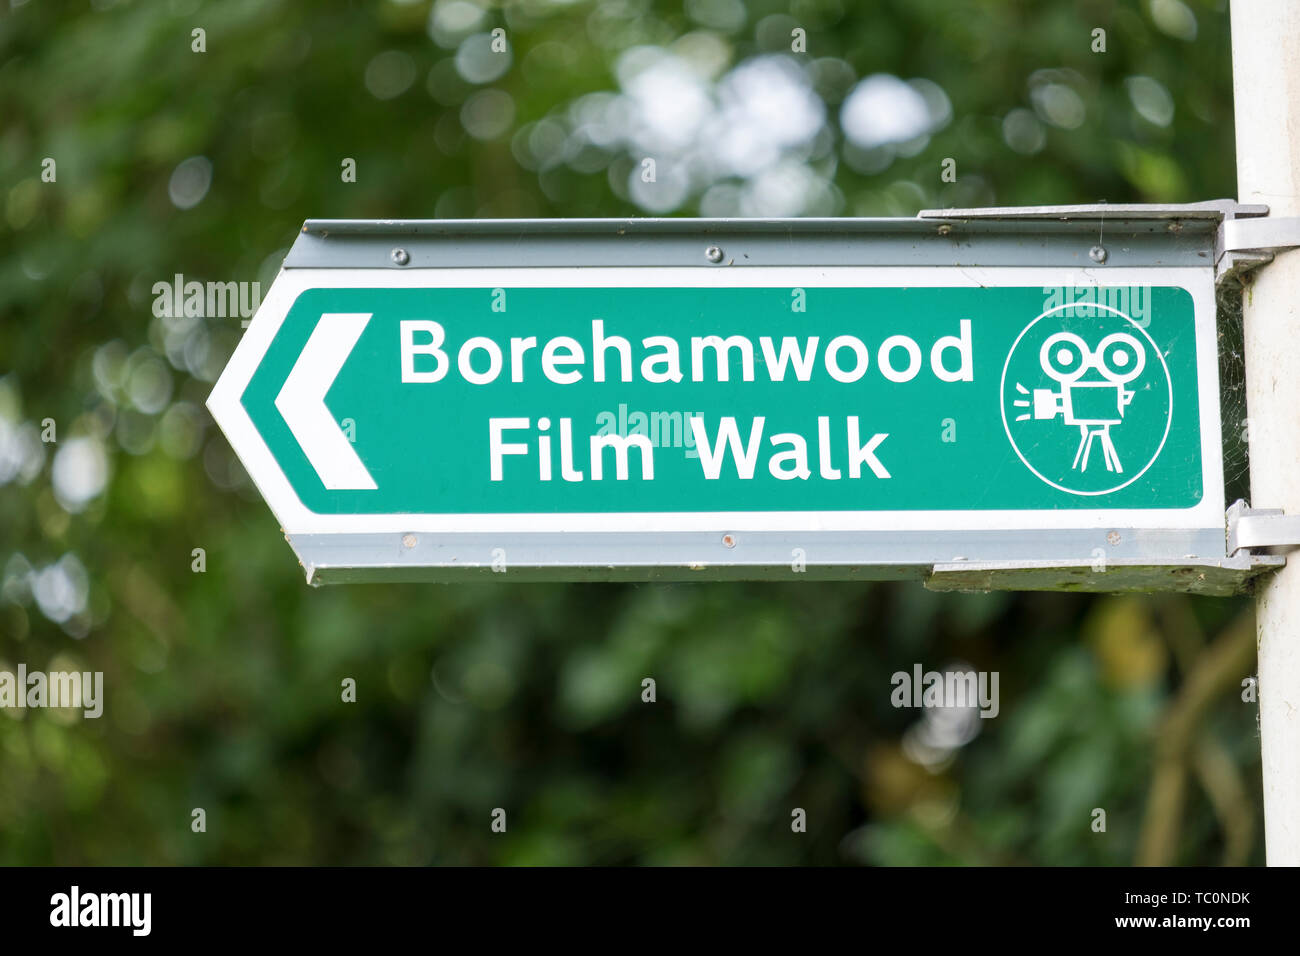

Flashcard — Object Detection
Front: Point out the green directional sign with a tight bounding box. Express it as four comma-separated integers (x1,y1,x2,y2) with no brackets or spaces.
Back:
238,285,1199,514
206,215,1241,587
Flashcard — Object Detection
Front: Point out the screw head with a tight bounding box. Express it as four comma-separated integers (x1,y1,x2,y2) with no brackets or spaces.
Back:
722,533,736,548
1089,245,1108,264
391,247,410,266
705,245,724,264
402,533,417,549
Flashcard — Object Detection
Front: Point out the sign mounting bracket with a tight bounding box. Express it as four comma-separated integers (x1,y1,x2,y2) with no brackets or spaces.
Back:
1228,499,1300,555
1217,214,1300,284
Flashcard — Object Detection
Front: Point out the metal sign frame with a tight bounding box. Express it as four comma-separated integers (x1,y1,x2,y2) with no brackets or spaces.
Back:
207,203,1282,592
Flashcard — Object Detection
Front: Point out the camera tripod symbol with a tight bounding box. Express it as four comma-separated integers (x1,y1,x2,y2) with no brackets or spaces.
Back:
1011,331,1146,474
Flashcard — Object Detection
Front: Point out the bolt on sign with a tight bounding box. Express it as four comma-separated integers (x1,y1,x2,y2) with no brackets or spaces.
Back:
206,207,1278,591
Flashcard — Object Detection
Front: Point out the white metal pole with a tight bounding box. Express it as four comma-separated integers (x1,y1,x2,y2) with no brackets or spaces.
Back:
1231,0,1300,865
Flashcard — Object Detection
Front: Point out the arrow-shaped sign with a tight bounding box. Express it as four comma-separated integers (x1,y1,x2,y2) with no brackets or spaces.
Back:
273,312,376,490
203,218,1232,586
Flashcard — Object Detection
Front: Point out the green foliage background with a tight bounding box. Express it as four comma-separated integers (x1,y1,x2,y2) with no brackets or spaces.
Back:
0,0,1262,865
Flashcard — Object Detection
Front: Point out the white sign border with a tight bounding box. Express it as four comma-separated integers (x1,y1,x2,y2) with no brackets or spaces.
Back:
206,265,1225,536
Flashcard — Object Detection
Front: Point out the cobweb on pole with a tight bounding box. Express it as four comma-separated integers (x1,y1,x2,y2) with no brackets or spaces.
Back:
1216,279,1252,504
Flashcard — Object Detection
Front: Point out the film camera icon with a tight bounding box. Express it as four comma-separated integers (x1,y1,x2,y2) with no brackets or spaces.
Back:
1011,331,1146,474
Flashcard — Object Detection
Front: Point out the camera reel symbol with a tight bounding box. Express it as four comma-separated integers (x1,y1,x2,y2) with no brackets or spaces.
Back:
1012,331,1146,474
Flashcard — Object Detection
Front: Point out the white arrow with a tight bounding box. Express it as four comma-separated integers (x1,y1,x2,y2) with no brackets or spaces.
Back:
274,312,377,491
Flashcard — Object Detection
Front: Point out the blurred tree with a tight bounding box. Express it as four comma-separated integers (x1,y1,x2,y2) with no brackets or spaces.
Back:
0,0,1260,865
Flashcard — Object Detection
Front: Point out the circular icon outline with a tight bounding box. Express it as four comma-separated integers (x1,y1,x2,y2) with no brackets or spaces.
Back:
1095,332,1146,383
1040,331,1090,382
999,301,1173,497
